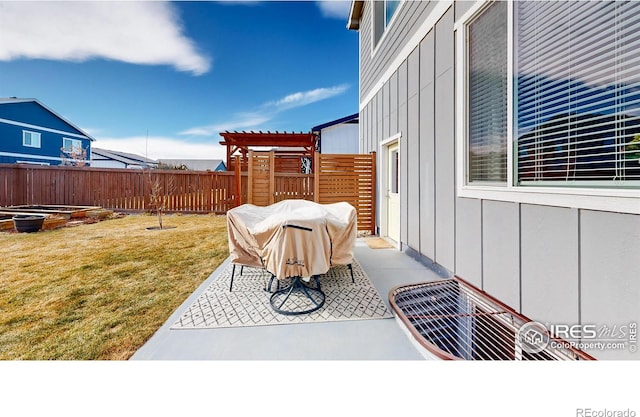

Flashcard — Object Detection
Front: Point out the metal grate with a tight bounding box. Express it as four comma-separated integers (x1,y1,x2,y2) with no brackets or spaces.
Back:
389,278,595,361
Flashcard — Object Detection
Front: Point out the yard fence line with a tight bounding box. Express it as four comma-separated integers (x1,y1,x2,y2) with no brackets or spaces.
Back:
0,153,375,232
0,165,238,214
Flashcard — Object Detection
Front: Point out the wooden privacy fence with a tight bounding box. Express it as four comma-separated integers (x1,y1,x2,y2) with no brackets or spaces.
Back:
0,165,237,214
0,153,376,232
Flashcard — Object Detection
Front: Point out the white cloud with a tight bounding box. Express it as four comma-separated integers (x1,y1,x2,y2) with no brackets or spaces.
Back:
94,84,349,159
268,84,350,110
0,2,210,75
179,113,271,136
181,84,349,135
316,1,352,20
93,136,227,161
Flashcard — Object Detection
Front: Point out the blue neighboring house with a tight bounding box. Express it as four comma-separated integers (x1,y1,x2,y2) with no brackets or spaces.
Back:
0,97,94,166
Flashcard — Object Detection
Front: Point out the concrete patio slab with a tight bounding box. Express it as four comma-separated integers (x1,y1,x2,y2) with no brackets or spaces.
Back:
131,239,446,360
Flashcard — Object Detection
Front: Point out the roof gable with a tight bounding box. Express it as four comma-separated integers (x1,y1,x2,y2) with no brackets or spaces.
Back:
0,98,94,140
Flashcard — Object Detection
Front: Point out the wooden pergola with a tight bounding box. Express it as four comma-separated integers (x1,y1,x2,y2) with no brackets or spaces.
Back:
219,131,318,171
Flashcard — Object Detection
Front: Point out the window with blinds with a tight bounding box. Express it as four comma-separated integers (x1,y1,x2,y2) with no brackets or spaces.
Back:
516,1,640,185
467,1,508,183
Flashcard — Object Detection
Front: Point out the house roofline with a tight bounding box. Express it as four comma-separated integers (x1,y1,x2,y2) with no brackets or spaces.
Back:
347,1,364,30
312,113,359,132
91,147,157,165
0,97,96,141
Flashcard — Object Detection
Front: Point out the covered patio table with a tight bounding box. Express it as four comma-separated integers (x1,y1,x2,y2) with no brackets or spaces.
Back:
226,199,357,315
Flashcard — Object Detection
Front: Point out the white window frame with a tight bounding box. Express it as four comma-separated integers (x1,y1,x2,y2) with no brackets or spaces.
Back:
62,137,82,153
16,160,50,166
371,0,404,56
455,0,640,215
22,130,41,148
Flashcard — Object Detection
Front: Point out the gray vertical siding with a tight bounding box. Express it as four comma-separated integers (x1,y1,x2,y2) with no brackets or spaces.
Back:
433,9,456,272
363,97,369,152
520,205,580,327
580,211,640,360
407,47,421,250
418,32,436,260
481,200,520,311
454,1,475,20
398,61,408,245
360,1,439,102
383,81,390,139
455,197,482,287
389,72,398,135
356,0,639,359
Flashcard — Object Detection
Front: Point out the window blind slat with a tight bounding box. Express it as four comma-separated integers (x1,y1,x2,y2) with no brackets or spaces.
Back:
467,1,508,183
467,2,507,182
516,1,640,184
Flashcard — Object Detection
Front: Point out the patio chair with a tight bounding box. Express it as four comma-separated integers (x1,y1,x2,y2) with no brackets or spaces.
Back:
229,261,278,293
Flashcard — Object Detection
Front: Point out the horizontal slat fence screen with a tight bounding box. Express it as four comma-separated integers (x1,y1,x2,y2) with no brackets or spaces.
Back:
273,173,315,203
314,153,376,233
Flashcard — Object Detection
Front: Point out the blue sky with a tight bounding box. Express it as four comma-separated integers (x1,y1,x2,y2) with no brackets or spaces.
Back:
0,0,357,161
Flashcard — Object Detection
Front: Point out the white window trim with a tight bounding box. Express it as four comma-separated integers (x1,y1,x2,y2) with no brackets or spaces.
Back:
455,0,640,215
62,137,82,152
380,131,402,148
22,130,41,148
16,160,50,166
0,151,62,162
371,0,405,57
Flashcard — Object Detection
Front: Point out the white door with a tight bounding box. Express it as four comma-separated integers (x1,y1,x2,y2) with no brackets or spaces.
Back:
386,143,400,243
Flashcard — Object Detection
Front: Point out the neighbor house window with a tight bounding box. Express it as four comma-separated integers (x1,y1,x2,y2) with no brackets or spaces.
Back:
466,1,508,183
22,131,41,148
373,0,402,47
515,1,640,185
62,138,82,153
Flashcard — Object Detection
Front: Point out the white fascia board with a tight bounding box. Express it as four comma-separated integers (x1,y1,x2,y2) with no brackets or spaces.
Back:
0,151,65,162
0,118,91,140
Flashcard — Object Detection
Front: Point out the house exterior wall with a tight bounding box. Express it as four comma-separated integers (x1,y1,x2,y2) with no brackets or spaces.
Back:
0,101,91,165
319,123,359,154
90,159,128,169
355,0,639,359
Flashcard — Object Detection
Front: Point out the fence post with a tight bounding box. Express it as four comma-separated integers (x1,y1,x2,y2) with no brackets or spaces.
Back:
247,150,254,205
370,151,377,235
268,151,275,205
234,155,241,207
313,152,320,203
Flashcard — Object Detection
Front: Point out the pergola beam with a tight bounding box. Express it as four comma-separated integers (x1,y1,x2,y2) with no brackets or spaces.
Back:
219,131,318,170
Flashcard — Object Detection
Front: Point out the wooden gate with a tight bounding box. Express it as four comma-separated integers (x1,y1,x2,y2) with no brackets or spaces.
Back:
247,150,274,206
